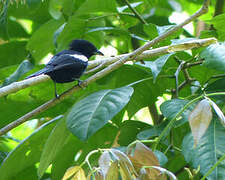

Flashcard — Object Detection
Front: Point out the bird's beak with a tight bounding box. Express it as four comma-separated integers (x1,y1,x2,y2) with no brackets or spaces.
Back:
95,50,104,56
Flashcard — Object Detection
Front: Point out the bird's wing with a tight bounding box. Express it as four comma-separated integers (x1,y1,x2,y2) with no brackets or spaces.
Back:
44,54,87,73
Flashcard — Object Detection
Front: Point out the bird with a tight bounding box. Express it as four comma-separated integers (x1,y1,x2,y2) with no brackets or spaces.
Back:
26,39,104,98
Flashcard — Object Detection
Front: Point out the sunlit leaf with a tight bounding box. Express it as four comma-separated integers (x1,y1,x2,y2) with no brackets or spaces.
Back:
62,166,86,180
38,118,71,177
188,99,212,147
105,161,119,180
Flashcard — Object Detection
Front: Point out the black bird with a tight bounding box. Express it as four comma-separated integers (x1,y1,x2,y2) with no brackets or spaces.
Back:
27,39,104,97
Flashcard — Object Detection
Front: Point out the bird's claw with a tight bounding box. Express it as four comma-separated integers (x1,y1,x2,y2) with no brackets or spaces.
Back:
77,80,83,88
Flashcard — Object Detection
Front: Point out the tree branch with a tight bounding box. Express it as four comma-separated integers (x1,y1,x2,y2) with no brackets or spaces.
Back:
0,38,216,98
0,0,212,135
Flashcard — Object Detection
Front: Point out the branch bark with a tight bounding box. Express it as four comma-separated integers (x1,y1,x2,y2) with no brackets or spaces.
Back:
0,37,216,98
0,0,211,135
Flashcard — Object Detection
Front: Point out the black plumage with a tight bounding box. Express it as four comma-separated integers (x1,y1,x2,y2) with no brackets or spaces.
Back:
26,39,103,97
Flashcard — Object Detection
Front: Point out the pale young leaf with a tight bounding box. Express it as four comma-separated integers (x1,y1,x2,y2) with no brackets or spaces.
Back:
188,99,212,147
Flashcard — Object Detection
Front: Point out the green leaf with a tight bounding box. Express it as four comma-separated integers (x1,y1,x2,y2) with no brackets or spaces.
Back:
75,0,117,15
160,99,193,126
66,86,134,140
27,0,42,9
200,43,225,72
182,118,225,179
49,0,63,19
0,0,9,40
56,17,85,51
118,120,150,146
38,118,71,177
210,14,225,41
51,135,82,180
1,60,33,87
0,117,60,180
154,150,168,166
137,53,174,82
27,19,64,61
0,41,28,68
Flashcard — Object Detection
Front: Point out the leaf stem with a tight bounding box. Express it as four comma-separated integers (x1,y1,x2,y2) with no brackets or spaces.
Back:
201,153,225,180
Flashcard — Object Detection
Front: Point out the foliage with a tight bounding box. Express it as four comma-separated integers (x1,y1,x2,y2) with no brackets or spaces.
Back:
0,0,225,179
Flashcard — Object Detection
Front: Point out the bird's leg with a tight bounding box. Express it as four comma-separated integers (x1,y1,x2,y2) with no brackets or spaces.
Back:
53,81,59,98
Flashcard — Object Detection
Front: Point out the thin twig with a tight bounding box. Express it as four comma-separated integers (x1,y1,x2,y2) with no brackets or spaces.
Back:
0,0,211,135
123,0,148,24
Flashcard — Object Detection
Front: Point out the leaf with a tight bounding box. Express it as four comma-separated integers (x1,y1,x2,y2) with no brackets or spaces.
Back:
27,19,64,61
118,120,150,146
208,99,225,127
0,117,60,180
154,150,168,166
66,86,134,140
110,149,136,179
98,151,112,177
62,166,86,180
200,43,225,72
51,135,83,180
137,53,174,82
128,142,159,168
127,142,162,179
0,0,9,40
149,166,177,180
0,41,28,68
160,99,192,126
105,161,119,180
117,2,143,13
210,13,225,40
1,60,34,87
38,118,71,177
182,118,225,180
188,99,212,146
75,0,117,15
49,0,63,19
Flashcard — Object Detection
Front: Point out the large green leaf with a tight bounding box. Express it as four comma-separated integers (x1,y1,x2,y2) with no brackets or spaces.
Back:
182,117,225,180
38,118,71,177
0,116,60,180
200,43,225,72
27,19,64,61
66,86,134,140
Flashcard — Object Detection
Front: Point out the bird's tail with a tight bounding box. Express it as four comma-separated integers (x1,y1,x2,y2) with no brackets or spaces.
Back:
26,68,47,79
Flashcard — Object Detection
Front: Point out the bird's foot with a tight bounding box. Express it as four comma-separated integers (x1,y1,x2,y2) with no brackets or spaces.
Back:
77,80,84,88
55,93,59,99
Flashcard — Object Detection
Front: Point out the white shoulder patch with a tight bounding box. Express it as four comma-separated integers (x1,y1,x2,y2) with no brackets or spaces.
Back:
69,54,88,62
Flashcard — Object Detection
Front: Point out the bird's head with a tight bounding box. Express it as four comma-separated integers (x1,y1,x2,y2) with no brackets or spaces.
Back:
69,39,104,59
